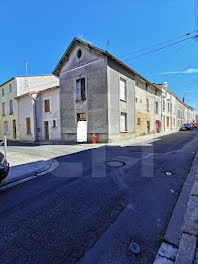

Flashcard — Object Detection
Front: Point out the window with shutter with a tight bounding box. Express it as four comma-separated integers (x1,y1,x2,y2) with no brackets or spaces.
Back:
44,99,50,112
120,113,127,132
2,103,5,116
81,78,86,100
26,117,31,134
120,78,126,101
3,121,8,134
76,78,86,101
10,100,13,115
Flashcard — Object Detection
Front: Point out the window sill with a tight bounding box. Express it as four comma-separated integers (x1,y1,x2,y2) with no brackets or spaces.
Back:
120,99,127,103
120,131,128,133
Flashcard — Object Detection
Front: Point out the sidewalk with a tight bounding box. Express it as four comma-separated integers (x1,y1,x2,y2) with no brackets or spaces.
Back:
153,150,198,264
0,149,56,187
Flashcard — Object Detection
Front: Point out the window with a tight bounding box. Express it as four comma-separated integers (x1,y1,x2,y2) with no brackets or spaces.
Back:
44,99,50,113
9,100,13,115
136,98,138,103
120,112,127,132
145,83,148,91
26,117,31,134
2,103,5,116
136,81,139,86
170,103,172,113
76,78,86,101
2,88,4,96
137,118,141,125
77,112,86,121
77,49,82,59
163,100,165,111
155,102,159,114
146,98,149,111
168,103,170,112
3,121,8,134
140,99,142,103
9,84,12,92
155,88,157,95
52,120,57,128
120,78,126,101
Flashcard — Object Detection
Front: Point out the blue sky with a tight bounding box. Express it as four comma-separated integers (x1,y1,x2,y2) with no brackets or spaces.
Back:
0,0,198,111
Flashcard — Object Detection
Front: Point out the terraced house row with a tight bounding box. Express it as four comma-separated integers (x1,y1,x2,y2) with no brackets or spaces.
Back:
0,38,196,143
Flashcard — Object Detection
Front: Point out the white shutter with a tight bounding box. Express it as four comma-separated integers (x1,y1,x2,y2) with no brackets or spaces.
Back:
120,113,126,132
120,79,126,100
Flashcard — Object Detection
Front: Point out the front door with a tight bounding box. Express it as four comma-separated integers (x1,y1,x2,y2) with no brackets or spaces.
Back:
13,120,16,139
44,121,49,140
77,113,87,142
77,121,87,142
147,121,150,134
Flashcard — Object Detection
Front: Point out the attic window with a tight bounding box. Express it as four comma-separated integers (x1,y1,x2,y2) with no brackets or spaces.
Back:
77,49,82,59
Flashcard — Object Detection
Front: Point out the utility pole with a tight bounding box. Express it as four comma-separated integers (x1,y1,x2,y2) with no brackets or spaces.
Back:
24,59,29,90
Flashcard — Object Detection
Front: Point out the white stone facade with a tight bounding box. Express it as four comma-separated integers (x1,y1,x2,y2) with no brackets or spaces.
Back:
17,87,60,142
0,75,59,141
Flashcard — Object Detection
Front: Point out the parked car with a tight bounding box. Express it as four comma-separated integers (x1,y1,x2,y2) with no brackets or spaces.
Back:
191,123,197,128
0,149,9,184
180,123,193,131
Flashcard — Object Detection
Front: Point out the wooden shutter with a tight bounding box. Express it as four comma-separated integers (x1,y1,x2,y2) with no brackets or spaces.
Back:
44,99,50,112
76,80,81,100
26,117,31,134
81,78,86,100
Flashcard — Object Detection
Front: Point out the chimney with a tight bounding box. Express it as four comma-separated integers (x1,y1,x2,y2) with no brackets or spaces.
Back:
183,97,185,103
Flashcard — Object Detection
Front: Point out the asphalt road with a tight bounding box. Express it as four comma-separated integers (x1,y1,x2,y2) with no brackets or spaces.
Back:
0,130,198,264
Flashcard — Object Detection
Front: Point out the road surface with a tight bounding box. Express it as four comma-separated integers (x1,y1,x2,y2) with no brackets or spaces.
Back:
0,130,198,264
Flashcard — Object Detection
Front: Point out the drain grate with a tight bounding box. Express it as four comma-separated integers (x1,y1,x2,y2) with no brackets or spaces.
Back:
165,171,173,176
105,160,126,167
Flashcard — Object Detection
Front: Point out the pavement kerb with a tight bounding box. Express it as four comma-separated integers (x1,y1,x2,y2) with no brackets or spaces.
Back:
1,159,58,187
175,168,198,263
153,149,198,264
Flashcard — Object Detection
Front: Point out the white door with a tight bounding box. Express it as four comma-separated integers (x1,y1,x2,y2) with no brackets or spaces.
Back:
77,121,87,142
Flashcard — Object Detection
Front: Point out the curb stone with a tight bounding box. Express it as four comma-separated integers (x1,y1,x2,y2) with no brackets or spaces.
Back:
0,159,58,187
153,242,177,263
175,233,197,264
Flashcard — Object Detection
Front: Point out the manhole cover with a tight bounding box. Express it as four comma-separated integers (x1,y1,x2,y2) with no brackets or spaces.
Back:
165,171,173,176
129,242,141,254
105,160,125,167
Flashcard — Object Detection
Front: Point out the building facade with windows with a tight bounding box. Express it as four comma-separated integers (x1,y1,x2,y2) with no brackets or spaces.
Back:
53,38,196,143
0,75,59,141
156,81,195,131
135,76,162,136
16,86,60,141
53,38,164,142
